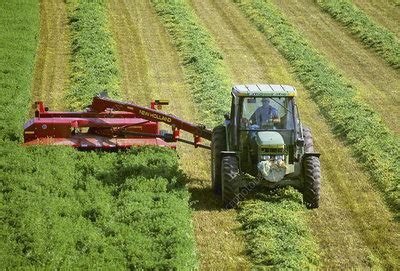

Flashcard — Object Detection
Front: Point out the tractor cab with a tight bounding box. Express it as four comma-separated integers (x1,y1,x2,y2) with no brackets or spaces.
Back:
212,84,320,209
229,85,303,175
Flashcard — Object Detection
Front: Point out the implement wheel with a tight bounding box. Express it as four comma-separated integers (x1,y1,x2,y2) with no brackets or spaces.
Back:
221,155,241,209
211,125,226,195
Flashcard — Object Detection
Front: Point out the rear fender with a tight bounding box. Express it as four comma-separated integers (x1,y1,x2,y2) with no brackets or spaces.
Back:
220,151,237,157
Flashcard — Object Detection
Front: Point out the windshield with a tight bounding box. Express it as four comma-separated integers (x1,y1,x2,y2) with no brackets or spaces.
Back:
240,97,294,130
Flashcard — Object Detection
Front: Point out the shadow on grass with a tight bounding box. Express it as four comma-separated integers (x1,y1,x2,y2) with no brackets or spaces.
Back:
188,179,222,211
187,177,277,212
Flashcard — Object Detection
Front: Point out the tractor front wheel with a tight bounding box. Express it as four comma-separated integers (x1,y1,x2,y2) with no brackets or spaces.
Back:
302,156,321,209
211,125,226,195
222,155,241,208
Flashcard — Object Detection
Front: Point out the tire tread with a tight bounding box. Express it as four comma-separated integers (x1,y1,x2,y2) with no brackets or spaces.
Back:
222,156,240,208
211,125,226,195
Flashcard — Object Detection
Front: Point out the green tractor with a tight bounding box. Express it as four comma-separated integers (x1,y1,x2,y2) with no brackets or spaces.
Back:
211,84,321,209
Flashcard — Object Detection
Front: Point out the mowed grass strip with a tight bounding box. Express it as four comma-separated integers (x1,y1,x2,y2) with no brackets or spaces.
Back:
0,1,40,141
238,187,320,269
234,0,400,218
66,0,121,110
1,145,197,269
150,0,231,127
151,1,321,268
316,0,400,69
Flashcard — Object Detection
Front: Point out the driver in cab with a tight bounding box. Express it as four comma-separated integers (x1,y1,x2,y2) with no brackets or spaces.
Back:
250,98,280,128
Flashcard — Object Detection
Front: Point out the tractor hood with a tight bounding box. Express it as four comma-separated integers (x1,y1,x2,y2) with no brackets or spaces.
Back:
256,131,285,147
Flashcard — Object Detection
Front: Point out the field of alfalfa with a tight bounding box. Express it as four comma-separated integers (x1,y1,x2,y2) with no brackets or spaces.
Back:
1,0,399,269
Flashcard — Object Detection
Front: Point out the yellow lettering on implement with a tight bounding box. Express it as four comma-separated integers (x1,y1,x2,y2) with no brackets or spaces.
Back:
139,110,172,123
24,131,35,134
130,126,143,130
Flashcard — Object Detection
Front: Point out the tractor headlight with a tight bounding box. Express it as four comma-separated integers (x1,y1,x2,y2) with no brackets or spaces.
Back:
261,155,271,161
261,155,284,162
275,155,285,167
275,155,284,162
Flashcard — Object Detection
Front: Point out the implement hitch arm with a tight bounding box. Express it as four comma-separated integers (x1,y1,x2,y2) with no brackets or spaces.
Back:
90,96,212,147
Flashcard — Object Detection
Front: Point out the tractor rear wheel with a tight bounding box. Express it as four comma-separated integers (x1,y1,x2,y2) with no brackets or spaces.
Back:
302,127,320,208
211,125,226,195
303,127,314,152
303,156,321,209
221,155,241,208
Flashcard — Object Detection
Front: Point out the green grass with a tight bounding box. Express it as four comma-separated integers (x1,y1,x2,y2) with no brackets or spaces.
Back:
1,145,197,269
150,0,231,127
0,1,40,141
66,0,122,110
238,186,320,269
63,0,198,267
316,0,400,69
0,0,197,269
151,0,321,268
234,0,400,218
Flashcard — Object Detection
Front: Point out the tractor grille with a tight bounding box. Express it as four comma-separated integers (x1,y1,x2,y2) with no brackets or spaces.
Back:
261,147,285,154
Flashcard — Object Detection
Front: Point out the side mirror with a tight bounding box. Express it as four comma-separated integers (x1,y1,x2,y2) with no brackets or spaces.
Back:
296,138,304,147
224,112,230,120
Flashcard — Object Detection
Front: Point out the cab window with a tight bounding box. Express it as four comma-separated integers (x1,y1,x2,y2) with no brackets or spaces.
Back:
239,97,294,130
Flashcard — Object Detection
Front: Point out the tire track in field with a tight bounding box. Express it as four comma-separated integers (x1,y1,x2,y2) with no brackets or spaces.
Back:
271,0,400,134
190,0,400,268
31,0,70,111
107,1,250,269
352,0,400,37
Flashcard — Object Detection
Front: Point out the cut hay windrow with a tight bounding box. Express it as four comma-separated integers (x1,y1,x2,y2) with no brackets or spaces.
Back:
316,0,400,70
150,0,231,128
151,1,321,268
66,0,122,110
238,187,320,269
234,0,400,218
0,1,40,141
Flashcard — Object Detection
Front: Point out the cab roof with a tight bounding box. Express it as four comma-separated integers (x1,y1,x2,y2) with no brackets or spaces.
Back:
232,84,296,97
